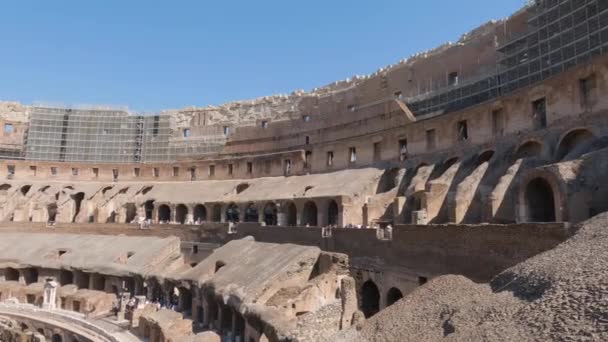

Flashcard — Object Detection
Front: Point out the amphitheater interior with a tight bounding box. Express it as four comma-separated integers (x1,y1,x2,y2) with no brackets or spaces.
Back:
1,1,608,341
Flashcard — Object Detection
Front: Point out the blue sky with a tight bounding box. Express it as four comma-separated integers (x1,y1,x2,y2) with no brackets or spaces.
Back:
0,0,525,111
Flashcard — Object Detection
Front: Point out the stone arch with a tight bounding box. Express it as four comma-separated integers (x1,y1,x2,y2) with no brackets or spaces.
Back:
244,202,259,222
555,128,595,161
523,177,557,222
59,270,74,285
20,185,31,196
518,170,567,222
47,203,58,222
376,168,401,193
144,200,155,220
193,204,207,223
386,287,403,307
302,201,318,226
158,204,171,223
175,204,188,224
225,203,240,223
23,268,38,285
430,157,459,180
327,200,339,226
361,280,380,318
515,139,543,159
70,192,84,222
5,267,19,281
477,150,495,165
124,203,137,223
285,201,297,226
236,183,249,194
263,202,278,226
211,204,222,222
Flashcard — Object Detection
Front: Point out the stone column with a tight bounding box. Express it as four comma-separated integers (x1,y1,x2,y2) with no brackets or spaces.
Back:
42,278,58,310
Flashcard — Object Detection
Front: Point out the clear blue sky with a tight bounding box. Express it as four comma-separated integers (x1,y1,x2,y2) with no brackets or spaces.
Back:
0,0,525,111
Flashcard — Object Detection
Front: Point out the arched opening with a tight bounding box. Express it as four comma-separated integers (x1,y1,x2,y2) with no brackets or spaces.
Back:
23,268,38,285
386,287,404,307
525,178,556,222
47,203,58,223
211,204,222,222
477,150,495,165
236,183,249,194
515,140,543,159
556,129,595,160
286,201,297,226
193,204,207,223
302,201,318,226
106,211,117,223
158,204,171,223
244,203,259,222
52,334,62,342
376,168,401,193
327,200,339,226
430,157,459,180
5,267,19,281
70,192,85,223
144,200,154,220
176,204,188,224
361,280,380,318
125,203,137,223
225,203,240,223
59,270,74,285
263,202,278,226
20,185,31,196
178,287,193,314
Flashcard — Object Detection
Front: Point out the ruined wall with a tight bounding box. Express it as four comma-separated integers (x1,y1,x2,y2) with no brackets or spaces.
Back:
233,222,570,283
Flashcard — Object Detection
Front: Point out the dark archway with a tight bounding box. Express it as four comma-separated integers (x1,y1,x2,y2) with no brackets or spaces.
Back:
70,192,85,223
302,201,318,226
477,150,495,165
376,168,401,193
47,203,58,222
244,203,259,222
23,268,38,285
144,200,154,220
556,129,595,160
430,157,459,180
263,202,278,226
515,140,543,159
361,280,380,318
525,178,556,222
158,204,171,223
286,201,297,226
106,211,117,223
193,204,207,223
386,287,404,307
5,267,19,281
225,203,240,223
176,204,188,224
52,334,62,342
211,204,222,222
125,203,137,223
327,200,339,226
59,270,74,285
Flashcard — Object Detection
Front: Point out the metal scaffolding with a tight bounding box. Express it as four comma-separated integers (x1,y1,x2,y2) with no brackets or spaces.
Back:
24,107,225,163
408,0,608,116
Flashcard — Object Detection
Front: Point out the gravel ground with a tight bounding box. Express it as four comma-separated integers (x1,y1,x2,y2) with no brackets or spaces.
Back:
331,213,608,342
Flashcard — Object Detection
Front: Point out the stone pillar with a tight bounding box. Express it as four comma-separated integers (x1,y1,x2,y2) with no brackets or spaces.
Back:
170,206,177,224
339,276,358,329
220,206,227,223
42,278,58,310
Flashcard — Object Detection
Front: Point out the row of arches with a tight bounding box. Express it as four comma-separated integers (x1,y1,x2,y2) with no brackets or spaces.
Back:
148,199,340,227
360,280,403,318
